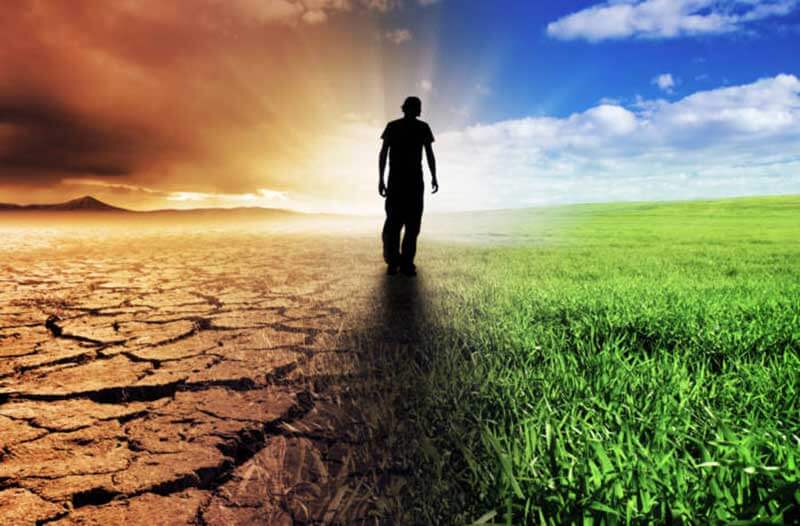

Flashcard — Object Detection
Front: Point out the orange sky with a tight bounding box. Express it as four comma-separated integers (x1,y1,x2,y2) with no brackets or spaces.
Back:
0,1,435,212
5,2,800,213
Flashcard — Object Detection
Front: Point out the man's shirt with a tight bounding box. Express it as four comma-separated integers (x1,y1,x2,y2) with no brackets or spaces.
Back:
381,117,434,189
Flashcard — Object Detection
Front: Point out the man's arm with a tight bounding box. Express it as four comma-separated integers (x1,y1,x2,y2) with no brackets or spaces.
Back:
425,143,438,194
378,140,389,197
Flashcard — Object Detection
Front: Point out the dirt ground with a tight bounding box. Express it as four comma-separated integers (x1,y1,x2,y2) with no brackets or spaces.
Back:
0,225,421,525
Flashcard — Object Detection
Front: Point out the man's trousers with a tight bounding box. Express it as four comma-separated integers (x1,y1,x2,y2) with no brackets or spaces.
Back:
382,187,424,267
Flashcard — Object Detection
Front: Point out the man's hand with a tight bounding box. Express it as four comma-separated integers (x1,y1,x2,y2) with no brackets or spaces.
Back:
425,142,437,194
379,180,387,197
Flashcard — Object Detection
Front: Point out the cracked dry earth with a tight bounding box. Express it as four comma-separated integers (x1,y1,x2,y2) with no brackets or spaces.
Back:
0,226,400,525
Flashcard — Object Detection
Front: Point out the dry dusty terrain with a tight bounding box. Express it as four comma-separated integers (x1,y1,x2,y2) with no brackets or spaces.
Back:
0,224,418,525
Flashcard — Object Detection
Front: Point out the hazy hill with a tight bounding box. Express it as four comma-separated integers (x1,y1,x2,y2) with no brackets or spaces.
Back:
0,195,302,220
0,196,127,212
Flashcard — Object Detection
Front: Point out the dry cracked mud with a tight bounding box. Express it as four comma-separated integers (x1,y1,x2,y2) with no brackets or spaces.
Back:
0,226,415,525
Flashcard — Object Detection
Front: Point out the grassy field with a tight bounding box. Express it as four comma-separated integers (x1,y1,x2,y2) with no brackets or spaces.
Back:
386,196,800,524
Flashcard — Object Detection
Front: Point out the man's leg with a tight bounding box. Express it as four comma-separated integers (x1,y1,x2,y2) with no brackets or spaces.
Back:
400,190,424,273
382,194,402,268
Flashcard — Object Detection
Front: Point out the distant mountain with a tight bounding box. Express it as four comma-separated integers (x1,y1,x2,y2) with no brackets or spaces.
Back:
0,195,129,212
0,195,304,218
50,196,129,211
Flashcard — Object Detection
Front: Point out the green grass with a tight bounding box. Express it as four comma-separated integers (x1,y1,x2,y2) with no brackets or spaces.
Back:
395,195,800,524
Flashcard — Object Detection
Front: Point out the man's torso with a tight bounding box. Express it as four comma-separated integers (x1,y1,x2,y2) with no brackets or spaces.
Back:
382,118,434,190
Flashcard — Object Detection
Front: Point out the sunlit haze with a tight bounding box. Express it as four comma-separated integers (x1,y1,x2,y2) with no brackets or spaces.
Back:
1,1,799,213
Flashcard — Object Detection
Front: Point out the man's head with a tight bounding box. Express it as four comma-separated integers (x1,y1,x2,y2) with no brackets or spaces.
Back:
402,96,422,118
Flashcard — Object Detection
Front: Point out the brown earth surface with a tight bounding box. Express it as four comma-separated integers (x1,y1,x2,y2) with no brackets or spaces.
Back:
0,226,426,525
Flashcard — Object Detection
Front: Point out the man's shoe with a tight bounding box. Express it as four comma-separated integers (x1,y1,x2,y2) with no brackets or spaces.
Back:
400,264,417,277
387,264,398,275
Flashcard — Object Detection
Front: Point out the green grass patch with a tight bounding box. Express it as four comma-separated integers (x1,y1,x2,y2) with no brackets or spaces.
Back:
400,195,800,524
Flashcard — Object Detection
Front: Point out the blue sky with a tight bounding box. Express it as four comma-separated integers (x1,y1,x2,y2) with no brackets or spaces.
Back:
340,0,800,212
379,0,800,125
2,0,798,211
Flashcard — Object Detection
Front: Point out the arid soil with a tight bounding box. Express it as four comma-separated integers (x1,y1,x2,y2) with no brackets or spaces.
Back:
0,226,410,525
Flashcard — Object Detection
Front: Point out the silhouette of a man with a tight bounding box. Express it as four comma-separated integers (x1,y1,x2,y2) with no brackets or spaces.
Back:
379,96,438,276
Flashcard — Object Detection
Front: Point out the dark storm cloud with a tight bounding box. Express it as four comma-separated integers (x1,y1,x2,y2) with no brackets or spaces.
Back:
0,0,391,202
0,94,154,178
0,2,215,188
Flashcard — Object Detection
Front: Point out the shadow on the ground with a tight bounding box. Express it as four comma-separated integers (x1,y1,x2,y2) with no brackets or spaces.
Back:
334,269,453,524
378,273,424,343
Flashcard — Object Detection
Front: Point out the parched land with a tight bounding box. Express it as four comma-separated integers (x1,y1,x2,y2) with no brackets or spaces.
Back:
0,226,410,525
5,197,795,525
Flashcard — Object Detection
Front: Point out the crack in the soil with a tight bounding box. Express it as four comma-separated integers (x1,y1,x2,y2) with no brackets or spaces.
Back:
2,361,303,406
14,350,98,376
190,292,223,310
35,510,69,525
66,391,316,512
1,239,384,524
44,315,126,347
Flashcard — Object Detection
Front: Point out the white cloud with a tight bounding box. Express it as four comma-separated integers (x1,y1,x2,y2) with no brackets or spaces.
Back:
227,0,301,24
435,74,800,209
301,9,328,24
223,0,399,26
419,79,433,92
257,189,289,201
385,28,412,44
166,189,289,206
653,73,677,93
547,0,799,42
475,83,492,96
301,74,800,212
62,179,165,196
361,0,395,12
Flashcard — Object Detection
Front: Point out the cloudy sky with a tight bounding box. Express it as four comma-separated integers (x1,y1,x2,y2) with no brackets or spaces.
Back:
1,0,799,212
